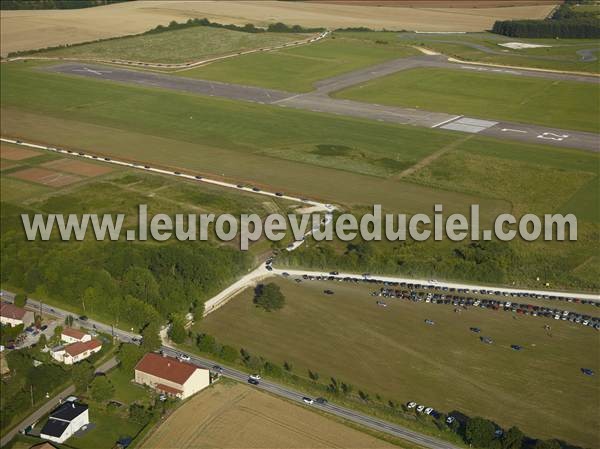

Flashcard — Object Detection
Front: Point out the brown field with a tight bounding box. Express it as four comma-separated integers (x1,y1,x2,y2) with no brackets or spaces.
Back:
0,144,39,160
312,1,558,7
1,0,556,56
10,167,81,187
0,160,18,171
141,382,399,449
42,158,113,177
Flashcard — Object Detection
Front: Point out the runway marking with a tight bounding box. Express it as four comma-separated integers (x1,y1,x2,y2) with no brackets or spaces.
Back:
501,128,528,134
431,115,463,128
72,67,112,76
537,132,569,141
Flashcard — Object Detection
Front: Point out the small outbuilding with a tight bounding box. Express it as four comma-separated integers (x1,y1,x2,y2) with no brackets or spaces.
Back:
40,402,89,444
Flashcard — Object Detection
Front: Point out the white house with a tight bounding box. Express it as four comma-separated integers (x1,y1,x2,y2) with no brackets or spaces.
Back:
51,339,102,365
134,352,210,400
40,401,89,444
61,328,91,344
0,302,34,327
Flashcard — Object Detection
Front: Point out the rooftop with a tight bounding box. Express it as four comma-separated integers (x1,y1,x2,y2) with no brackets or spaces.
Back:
65,339,101,357
135,352,200,385
0,302,27,320
50,401,88,421
62,327,88,340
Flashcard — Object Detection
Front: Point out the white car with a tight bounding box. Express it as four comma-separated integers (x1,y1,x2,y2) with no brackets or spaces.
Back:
416,405,425,413
302,397,314,404
446,416,456,425
424,407,434,415
407,402,417,409
249,374,262,381
178,354,191,362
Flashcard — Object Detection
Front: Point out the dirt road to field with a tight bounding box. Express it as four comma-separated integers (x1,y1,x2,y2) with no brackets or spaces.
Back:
1,0,556,56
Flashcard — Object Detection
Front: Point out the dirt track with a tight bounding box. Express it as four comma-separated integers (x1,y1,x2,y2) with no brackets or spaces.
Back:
1,0,556,56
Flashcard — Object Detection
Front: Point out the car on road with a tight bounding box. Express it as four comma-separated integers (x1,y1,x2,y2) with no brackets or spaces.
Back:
407,402,417,409
302,397,314,405
212,365,223,373
266,265,273,271
329,271,339,275
275,192,283,197
282,272,289,277
195,175,203,180
581,368,595,376
249,374,262,381
315,397,328,405
178,354,191,362
252,187,260,192
248,378,259,385
78,315,88,321
236,184,244,188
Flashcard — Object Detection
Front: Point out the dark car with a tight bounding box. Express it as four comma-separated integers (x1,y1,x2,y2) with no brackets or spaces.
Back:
470,327,481,333
315,397,328,405
248,378,259,385
144,165,151,169
104,157,111,161
275,192,283,197
511,345,522,351
252,187,260,192
266,265,273,271
212,365,223,373
581,368,595,376
324,290,334,295
40,324,48,331
329,271,339,275
480,336,493,344
79,315,89,321
195,175,203,180
174,171,181,175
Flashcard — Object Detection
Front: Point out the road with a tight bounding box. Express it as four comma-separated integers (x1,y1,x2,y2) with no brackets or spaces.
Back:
44,55,600,152
158,347,460,449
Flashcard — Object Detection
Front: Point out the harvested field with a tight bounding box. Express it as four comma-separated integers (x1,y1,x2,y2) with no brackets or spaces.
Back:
41,158,113,177
140,382,397,449
0,160,18,171
310,1,558,7
1,0,556,56
10,167,81,187
0,144,39,160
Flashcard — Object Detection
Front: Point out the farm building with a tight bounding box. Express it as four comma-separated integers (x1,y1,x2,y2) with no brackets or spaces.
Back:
0,302,34,327
61,327,91,344
50,339,102,365
40,401,89,444
134,352,210,399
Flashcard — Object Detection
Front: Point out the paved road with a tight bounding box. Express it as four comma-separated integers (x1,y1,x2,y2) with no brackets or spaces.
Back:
45,56,600,152
158,347,460,449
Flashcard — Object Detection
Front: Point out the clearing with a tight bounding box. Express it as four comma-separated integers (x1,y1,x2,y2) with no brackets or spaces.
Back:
140,381,398,449
199,277,600,448
333,67,600,133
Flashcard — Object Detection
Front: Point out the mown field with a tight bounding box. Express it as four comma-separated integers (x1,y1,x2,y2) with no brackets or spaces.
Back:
30,26,307,64
1,60,599,291
200,278,600,448
395,31,600,73
140,381,400,449
181,33,418,92
334,67,600,133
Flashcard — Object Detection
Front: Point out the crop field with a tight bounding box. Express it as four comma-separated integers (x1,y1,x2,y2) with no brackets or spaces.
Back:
200,278,600,448
334,67,600,133
141,381,399,449
396,32,600,73
181,34,419,92
30,27,307,64
0,1,556,56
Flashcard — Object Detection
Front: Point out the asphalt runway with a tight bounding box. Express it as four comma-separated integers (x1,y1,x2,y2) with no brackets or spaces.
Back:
45,58,599,152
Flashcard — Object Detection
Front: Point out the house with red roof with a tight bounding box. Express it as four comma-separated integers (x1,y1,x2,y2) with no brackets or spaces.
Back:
51,339,102,365
134,352,210,399
61,328,91,344
0,302,34,327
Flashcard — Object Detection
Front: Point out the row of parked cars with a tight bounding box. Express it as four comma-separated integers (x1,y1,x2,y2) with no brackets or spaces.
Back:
374,288,600,330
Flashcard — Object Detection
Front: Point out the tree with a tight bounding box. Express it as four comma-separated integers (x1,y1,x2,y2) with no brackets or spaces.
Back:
253,283,285,311
90,376,115,402
37,333,47,349
54,325,63,338
13,293,26,308
65,315,74,327
118,343,144,373
220,345,238,363
466,417,496,448
168,314,187,344
502,426,524,449
283,361,293,372
71,361,95,393
308,369,319,381
140,323,161,353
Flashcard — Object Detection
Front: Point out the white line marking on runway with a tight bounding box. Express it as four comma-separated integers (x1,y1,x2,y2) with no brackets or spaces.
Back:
431,115,463,128
501,128,528,134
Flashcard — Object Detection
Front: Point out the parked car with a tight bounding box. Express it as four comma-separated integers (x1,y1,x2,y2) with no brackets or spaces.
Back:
424,407,434,415
178,354,191,362
581,368,595,376
446,416,456,425
511,345,522,351
470,327,481,333
480,336,493,344
406,402,417,409
416,405,425,413
424,319,435,325
324,290,334,295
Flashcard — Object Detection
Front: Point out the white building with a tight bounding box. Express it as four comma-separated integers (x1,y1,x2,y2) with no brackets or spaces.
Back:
134,352,210,400
51,339,102,365
0,302,34,327
40,402,89,444
61,328,91,344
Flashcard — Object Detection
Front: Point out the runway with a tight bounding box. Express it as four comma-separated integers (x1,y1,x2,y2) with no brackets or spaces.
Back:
45,56,599,152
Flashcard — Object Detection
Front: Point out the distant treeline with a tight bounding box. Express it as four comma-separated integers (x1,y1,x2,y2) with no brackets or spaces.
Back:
0,0,131,9
492,3,600,38
146,18,325,35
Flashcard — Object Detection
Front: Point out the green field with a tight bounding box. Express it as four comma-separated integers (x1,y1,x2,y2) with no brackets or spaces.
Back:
334,67,600,132
29,26,307,64
395,31,600,74
181,34,418,92
200,277,600,448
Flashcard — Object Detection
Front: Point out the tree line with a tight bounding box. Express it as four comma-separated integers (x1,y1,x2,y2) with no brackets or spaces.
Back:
492,3,600,38
0,0,131,9
146,18,325,36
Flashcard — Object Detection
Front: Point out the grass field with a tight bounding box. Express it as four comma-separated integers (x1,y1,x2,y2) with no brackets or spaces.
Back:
31,27,307,64
140,381,400,449
0,1,556,56
199,278,600,448
181,34,418,92
334,67,600,132
395,31,600,73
